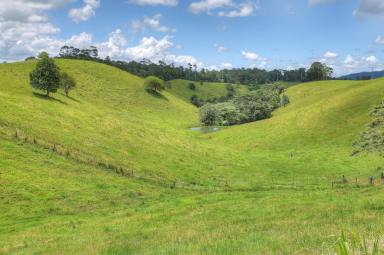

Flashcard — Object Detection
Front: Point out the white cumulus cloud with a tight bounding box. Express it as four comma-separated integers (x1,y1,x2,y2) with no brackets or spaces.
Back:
69,0,100,23
324,51,338,59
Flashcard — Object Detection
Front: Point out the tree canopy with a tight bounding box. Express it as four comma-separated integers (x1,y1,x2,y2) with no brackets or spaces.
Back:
145,76,165,93
60,72,76,96
30,52,61,97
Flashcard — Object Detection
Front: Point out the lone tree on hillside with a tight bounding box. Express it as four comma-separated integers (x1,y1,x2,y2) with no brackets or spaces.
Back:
30,52,61,97
145,76,165,93
60,72,76,96
306,62,333,81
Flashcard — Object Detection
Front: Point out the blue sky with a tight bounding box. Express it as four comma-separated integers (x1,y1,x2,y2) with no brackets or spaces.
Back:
1,0,384,75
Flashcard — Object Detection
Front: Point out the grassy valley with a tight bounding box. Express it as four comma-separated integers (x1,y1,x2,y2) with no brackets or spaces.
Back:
1,59,384,254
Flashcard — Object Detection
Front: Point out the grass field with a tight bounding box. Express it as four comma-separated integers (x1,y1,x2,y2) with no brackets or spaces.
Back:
166,79,248,103
1,59,384,254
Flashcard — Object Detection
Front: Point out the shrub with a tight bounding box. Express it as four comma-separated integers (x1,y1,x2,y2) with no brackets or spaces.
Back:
145,76,165,93
190,94,204,107
188,82,196,90
280,94,290,107
199,103,220,126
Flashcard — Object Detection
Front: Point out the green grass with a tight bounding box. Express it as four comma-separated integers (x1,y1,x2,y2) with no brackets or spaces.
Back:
166,79,248,102
1,59,384,254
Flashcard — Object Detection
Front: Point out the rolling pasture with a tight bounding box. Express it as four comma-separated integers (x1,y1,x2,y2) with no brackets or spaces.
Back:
1,60,384,254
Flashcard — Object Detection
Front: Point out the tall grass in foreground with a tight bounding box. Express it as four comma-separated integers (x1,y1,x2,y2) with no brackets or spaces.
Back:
336,233,381,255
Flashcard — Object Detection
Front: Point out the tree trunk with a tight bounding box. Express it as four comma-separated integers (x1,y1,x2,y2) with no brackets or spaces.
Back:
46,90,50,97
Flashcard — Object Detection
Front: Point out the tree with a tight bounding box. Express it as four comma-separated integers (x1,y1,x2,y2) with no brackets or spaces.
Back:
306,62,333,81
144,76,165,93
25,56,36,61
188,82,196,90
226,84,235,98
199,103,219,126
280,94,290,107
60,72,76,96
30,52,61,97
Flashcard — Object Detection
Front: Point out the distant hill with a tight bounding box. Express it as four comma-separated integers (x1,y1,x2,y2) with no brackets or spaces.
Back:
340,70,384,80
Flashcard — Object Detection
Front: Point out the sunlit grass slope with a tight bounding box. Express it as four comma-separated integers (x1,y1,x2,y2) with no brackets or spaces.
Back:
166,79,248,102
2,59,384,254
0,60,243,187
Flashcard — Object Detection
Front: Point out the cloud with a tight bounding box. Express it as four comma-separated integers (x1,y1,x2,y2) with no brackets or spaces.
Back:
342,54,379,72
127,0,178,6
96,33,202,67
189,0,257,17
241,50,267,61
354,0,384,18
0,0,73,61
221,62,233,69
69,0,100,23
324,51,338,59
214,44,227,53
242,51,259,60
189,0,233,14
66,32,93,48
130,14,176,34
218,1,258,17
375,35,384,44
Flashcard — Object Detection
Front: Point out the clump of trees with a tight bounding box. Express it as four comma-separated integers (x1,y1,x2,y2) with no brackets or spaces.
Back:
30,52,76,97
145,76,165,93
199,85,288,126
306,62,333,81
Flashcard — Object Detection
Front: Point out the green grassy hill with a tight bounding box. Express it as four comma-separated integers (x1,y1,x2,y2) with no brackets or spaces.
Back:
166,79,248,102
1,59,384,254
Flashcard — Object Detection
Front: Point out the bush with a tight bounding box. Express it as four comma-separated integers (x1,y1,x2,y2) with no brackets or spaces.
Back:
190,94,204,107
188,82,196,90
280,94,290,107
226,84,235,98
145,76,165,93
199,103,220,126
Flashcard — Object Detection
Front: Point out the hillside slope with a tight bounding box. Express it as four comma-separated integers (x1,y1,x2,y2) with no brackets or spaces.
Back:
2,60,384,254
166,79,248,103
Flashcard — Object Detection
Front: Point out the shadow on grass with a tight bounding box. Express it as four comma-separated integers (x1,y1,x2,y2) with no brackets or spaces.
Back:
32,92,68,105
145,89,168,101
58,92,81,103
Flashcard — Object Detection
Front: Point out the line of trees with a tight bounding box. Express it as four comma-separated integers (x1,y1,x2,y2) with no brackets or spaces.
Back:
53,46,333,86
30,52,76,97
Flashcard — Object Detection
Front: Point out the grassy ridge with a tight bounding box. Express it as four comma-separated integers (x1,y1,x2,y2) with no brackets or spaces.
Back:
1,59,384,254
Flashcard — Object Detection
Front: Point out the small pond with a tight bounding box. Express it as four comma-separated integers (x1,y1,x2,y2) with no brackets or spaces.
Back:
190,126,220,133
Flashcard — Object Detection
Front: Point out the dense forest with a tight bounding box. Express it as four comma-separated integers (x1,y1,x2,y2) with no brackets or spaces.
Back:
26,45,334,87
